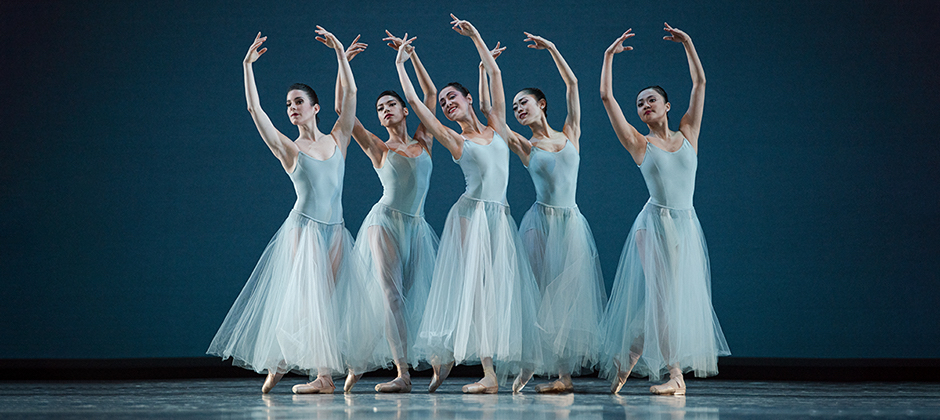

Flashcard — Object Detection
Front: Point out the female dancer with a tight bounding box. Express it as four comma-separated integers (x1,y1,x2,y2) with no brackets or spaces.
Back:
207,27,359,395
336,31,440,393
599,24,730,396
480,33,607,394
399,15,543,394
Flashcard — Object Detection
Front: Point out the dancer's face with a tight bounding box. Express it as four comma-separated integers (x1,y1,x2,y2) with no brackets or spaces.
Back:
287,90,319,125
439,86,470,121
636,89,669,124
376,95,407,127
512,92,543,126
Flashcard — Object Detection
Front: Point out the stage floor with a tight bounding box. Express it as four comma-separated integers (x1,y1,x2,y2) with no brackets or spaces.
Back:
1,377,938,419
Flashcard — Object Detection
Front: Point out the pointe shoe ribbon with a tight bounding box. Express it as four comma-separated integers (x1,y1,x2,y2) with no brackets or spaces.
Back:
462,381,498,394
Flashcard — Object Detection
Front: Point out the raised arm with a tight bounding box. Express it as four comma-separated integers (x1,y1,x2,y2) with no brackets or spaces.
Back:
385,30,437,153
478,42,505,116
395,37,464,157
451,14,511,140
243,32,298,172
665,22,705,151
524,32,581,147
334,35,387,167
316,26,357,157
600,29,647,165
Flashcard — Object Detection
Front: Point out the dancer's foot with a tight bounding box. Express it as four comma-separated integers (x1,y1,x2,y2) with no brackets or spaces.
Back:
610,359,630,394
262,371,285,394
428,361,454,393
650,373,685,396
512,370,534,393
610,353,641,394
462,376,498,394
535,379,574,394
375,376,412,393
344,371,362,393
292,377,336,394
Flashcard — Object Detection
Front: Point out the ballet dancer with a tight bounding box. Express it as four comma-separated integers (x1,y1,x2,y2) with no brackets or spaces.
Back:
400,14,543,394
598,23,730,396
207,27,359,395
336,31,440,393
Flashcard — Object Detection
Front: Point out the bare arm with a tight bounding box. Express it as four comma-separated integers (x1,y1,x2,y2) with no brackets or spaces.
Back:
395,37,464,158
600,30,647,165
478,42,505,116
525,32,581,148
665,22,705,151
243,33,298,172
316,26,357,157
385,30,437,154
335,35,388,167
451,14,511,141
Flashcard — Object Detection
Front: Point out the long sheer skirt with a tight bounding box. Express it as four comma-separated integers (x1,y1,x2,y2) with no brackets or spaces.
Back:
414,195,543,383
599,200,730,381
342,203,439,373
519,202,607,378
207,210,354,377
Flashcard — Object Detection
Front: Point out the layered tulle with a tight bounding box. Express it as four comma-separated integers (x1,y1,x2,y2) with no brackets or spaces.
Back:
207,210,357,377
519,202,607,377
414,195,543,383
342,203,439,373
600,201,730,381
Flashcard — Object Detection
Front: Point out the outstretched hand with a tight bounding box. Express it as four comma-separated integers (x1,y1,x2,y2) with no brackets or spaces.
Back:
345,34,367,61
523,32,554,50
490,41,506,60
480,41,505,67
395,36,416,64
383,30,416,55
315,25,343,50
449,13,478,37
245,32,268,64
606,29,635,55
663,22,690,43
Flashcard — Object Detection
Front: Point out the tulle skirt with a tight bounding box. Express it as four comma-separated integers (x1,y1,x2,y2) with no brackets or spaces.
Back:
414,195,543,382
342,203,439,373
519,202,607,377
207,210,356,377
599,200,730,381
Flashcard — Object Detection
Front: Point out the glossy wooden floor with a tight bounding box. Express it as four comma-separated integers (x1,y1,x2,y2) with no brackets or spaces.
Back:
2,377,939,419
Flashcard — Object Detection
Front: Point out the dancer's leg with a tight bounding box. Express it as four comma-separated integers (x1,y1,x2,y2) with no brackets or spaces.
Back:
367,226,414,393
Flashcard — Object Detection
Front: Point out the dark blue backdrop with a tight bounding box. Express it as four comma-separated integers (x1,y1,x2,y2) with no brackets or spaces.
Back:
1,0,938,360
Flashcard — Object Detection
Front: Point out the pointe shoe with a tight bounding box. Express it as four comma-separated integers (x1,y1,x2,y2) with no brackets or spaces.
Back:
610,359,630,394
262,372,285,394
375,377,412,393
293,378,336,394
344,372,362,393
535,380,574,394
428,362,454,393
462,381,498,394
512,371,533,393
650,376,686,396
